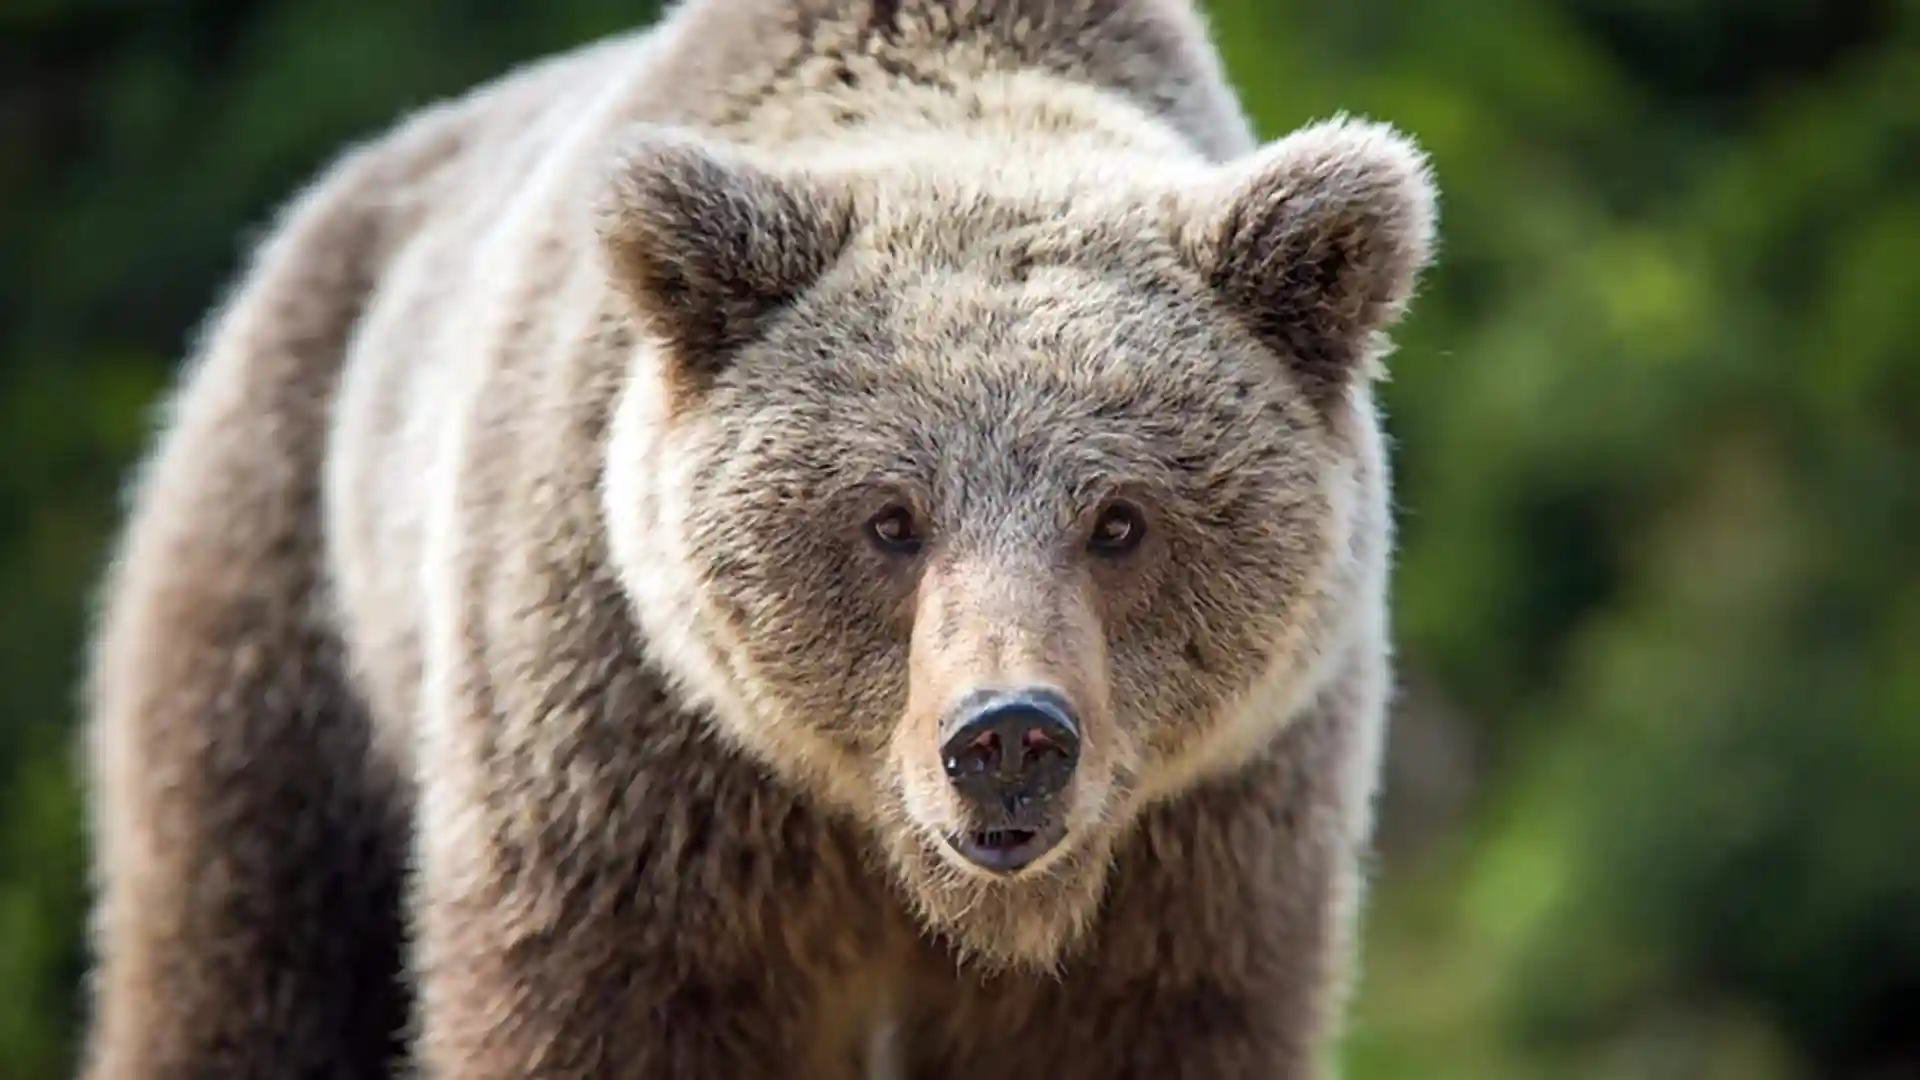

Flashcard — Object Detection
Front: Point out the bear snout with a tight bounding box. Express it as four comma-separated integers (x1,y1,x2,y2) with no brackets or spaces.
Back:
937,687,1080,874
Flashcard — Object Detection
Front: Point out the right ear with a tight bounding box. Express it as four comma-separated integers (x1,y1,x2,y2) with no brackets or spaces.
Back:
594,127,857,387
1169,116,1437,411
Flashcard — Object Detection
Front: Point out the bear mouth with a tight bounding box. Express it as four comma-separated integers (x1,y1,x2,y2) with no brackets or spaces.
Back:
976,827,1035,849
946,821,1067,875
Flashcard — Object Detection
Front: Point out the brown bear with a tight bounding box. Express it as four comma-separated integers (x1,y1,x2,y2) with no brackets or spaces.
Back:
77,1,1437,1078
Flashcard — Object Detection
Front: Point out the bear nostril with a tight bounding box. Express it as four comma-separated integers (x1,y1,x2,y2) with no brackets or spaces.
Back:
948,730,1002,777
1022,726,1068,760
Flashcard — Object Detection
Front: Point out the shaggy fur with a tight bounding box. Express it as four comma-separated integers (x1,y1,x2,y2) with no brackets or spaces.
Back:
77,1,1437,1078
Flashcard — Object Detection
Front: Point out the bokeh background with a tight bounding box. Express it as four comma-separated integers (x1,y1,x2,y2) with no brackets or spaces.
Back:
3,1,1917,1077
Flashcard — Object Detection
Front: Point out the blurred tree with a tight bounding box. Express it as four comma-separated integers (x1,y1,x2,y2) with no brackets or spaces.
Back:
1,2,1914,1078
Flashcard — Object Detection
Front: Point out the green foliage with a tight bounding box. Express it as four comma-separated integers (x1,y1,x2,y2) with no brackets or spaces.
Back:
2,1,1914,1077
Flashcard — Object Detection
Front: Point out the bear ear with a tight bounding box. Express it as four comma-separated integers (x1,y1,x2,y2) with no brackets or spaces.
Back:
1173,116,1438,410
595,127,857,387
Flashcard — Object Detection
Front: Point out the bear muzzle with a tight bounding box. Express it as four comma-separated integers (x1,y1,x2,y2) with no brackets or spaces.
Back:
938,686,1080,874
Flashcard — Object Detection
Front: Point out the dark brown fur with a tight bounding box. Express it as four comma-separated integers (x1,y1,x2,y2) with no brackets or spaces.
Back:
78,2,1436,1078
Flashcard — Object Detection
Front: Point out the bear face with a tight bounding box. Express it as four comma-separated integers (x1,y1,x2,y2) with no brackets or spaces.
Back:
600,118,1434,972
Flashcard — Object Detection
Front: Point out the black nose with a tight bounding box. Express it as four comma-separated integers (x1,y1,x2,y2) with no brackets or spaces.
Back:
940,688,1081,812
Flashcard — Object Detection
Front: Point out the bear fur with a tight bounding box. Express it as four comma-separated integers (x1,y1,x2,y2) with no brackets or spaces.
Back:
77,1,1437,1078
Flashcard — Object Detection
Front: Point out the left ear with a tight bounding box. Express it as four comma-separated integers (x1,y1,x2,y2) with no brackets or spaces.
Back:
1173,116,1438,409
593,125,858,391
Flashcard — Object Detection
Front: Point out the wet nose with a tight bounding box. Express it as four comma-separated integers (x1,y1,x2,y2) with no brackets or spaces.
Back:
940,688,1081,812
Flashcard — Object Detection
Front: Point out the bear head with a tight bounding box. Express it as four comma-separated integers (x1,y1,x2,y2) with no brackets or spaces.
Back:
597,116,1436,972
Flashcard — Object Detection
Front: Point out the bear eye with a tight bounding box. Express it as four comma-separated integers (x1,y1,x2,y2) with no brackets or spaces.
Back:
1088,501,1146,557
866,505,924,556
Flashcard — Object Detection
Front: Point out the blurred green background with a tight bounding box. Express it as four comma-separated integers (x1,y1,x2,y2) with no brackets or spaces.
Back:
3,1,1916,1077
